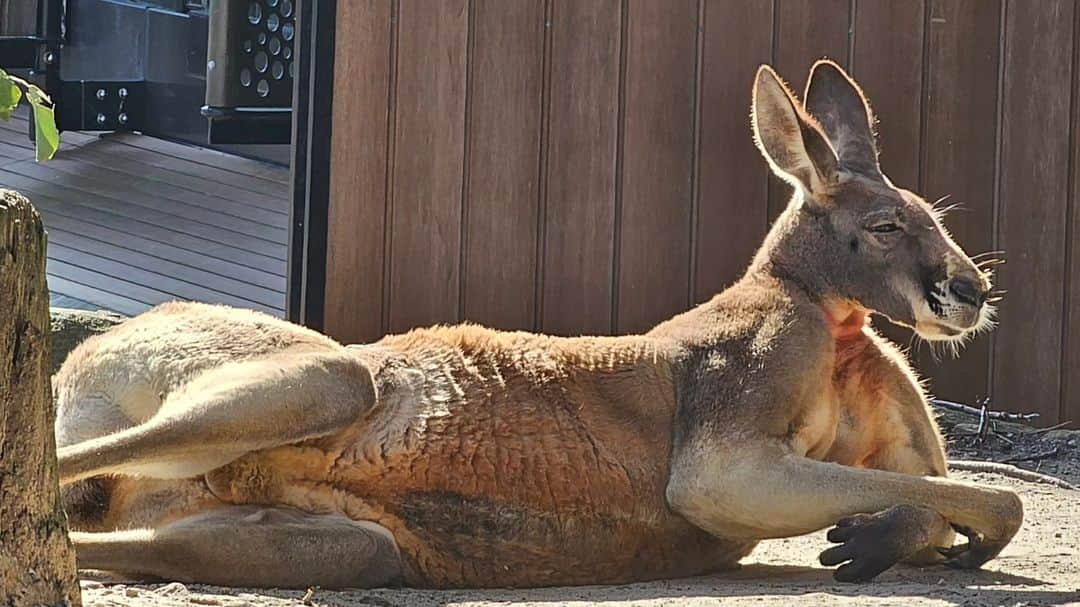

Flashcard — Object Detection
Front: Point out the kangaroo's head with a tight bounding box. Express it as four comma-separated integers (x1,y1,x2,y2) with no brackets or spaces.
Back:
749,60,993,343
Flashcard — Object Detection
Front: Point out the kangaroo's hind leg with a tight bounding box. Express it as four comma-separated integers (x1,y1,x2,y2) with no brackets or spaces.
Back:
72,505,403,588
58,351,375,485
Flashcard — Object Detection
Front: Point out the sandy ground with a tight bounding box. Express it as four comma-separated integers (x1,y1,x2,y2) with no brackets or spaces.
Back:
79,470,1079,607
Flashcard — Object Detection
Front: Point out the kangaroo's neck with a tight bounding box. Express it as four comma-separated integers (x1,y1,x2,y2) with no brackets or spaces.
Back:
649,196,867,345
747,198,868,338
747,196,839,303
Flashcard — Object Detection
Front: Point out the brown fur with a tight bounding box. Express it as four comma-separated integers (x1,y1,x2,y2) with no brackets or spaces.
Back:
54,61,1020,589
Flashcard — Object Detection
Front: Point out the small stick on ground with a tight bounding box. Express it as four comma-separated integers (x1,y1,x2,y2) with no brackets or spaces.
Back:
931,398,1040,423
1001,447,1061,465
948,460,1077,490
1030,420,1074,435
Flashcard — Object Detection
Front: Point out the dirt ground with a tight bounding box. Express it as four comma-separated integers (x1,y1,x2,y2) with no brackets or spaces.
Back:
80,465,1080,607
75,404,1080,607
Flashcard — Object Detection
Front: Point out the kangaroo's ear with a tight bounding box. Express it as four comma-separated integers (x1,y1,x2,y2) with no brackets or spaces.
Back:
751,65,839,198
804,59,879,176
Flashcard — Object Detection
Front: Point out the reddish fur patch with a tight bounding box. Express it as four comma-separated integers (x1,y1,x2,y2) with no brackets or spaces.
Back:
822,301,869,341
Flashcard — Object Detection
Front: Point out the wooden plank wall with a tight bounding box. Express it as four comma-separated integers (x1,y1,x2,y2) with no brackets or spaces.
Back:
325,0,1080,427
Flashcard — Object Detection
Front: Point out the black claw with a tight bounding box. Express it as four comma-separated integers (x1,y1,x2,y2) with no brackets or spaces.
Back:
834,559,891,583
937,543,970,558
950,523,979,539
833,563,864,583
942,545,999,570
827,526,857,543
820,544,853,567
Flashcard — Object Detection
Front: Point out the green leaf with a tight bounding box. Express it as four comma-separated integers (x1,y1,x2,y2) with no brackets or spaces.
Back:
31,101,59,161
0,69,24,121
0,68,60,160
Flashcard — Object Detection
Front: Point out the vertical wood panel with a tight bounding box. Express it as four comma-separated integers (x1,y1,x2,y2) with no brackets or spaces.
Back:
694,0,774,302
386,0,469,332
615,0,698,333
769,0,851,220
851,0,924,188
993,0,1074,424
462,0,545,330
913,0,1001,404
324,1,393,344
540,0,621,336
318,1,1077,422
1064,5,1080,428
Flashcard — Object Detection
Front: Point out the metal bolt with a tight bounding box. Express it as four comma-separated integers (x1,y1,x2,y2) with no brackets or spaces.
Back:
43,51,55,65
96,113,106,125
118,113,128,125
118,87,128,98
95,88,107,100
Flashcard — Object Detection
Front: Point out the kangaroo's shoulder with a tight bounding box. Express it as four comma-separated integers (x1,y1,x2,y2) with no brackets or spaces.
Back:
655,276,837,426
655,274,832,363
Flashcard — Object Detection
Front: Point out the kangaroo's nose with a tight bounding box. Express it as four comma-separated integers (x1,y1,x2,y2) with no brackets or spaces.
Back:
949,277,986,307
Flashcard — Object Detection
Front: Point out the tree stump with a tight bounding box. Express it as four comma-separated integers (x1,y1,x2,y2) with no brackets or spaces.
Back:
0,190,81,606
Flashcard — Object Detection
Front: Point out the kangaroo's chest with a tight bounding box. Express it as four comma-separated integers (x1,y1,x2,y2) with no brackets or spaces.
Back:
785,331,890,461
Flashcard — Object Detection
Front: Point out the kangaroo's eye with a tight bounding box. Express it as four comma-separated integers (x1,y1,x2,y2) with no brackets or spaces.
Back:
869,223,901,234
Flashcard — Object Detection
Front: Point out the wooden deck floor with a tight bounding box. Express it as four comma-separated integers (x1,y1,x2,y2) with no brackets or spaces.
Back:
0,110,289,317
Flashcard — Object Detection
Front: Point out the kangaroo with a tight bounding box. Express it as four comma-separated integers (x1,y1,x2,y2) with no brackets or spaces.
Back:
54,61,1020,589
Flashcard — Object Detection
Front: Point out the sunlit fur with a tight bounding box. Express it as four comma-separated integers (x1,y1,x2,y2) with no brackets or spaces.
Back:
51,60,1022,590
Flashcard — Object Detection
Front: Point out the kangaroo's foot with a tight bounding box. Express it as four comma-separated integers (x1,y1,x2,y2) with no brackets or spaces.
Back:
819,504,951,582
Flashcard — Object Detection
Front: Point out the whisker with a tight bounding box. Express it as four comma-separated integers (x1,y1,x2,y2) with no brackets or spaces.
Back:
908,331,924,359
929,341,944,363
906,331,919,354
937,203,966,217
931,194,953,209
971,250,1006,261
987,296,1004,304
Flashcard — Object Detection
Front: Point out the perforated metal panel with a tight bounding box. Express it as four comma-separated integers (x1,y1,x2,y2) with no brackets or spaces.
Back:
206,0,295,109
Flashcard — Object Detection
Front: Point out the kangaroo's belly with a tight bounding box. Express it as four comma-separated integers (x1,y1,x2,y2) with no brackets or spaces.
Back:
208,434,749,588
204,353,748,588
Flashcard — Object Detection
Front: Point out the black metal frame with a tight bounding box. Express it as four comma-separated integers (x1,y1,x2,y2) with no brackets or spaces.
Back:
3,0,150,133
55,80,145,132
0,0,61,121
1,0,294,147
287,0,335,329
0,37,44,69
201,106,292,144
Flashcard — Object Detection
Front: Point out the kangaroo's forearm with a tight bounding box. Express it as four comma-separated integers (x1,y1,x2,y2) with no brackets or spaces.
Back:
671,452,1022,541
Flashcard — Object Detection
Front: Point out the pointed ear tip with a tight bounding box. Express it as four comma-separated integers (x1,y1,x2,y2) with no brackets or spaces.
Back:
811,58,842,69
809,58,849,81
754,65,793,100
754,64,775,83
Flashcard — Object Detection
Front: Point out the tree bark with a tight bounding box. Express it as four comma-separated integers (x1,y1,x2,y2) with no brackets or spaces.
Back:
0,190,81,606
